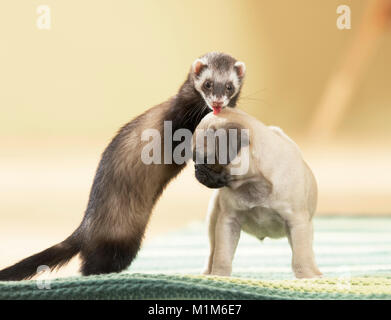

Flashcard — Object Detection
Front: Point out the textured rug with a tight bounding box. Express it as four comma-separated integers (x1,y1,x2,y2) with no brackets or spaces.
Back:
1,217,390,299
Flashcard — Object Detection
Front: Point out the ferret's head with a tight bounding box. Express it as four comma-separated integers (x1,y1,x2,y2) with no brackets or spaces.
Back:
191,52,246,114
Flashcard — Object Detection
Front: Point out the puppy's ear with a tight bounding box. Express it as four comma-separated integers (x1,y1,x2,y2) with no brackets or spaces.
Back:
215,122,249,164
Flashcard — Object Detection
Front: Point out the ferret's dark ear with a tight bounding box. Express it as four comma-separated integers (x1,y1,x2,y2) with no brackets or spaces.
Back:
192,58,207,77
234,61,246,79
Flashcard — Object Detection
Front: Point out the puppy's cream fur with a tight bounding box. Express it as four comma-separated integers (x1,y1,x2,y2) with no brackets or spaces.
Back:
194,108,322,279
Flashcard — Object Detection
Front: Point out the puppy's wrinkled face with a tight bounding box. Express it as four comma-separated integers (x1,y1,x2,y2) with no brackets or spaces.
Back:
193,122,249,189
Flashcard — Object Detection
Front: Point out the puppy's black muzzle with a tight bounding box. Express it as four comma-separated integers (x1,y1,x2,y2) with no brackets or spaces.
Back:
194,164,229,189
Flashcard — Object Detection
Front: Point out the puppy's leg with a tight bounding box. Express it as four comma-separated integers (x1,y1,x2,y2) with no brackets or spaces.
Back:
307,222,322,276
286,216,322,279
203,193,220,275
210,212,241,276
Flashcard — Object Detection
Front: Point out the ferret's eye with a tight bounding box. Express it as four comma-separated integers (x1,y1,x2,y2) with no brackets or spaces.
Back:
203,81,213,90
226,83,233,92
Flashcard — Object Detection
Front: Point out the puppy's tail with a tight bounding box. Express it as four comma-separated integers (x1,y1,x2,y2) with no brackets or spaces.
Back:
0,230,81,281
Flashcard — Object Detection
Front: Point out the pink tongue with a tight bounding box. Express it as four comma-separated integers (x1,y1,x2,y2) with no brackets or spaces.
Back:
213,106,222,115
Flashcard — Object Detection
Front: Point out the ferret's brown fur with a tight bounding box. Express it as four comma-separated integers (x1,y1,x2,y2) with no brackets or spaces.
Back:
0,52,245,280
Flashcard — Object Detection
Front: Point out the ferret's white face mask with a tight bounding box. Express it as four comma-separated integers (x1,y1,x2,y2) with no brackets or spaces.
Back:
192,58,245,115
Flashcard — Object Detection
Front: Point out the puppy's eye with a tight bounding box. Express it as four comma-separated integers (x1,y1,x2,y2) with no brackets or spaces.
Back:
203,81,213,90
226,83,233,92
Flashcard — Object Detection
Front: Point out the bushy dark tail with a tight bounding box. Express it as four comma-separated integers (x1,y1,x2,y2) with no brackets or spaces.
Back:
0,232,81,281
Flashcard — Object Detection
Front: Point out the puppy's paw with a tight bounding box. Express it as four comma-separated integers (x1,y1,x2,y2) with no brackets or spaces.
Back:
294,270,323,279
294,272,318,279
314,270,323,278
210,267,232,277
293,265,323,279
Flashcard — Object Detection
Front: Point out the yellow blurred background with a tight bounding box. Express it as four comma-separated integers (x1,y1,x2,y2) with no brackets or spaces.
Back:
0,1,390,277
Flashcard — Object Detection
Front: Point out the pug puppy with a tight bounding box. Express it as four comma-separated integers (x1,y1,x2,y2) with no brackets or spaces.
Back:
192,108,322,279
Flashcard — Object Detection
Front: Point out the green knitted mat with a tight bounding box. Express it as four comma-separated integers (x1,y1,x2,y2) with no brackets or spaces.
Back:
1,217,391,300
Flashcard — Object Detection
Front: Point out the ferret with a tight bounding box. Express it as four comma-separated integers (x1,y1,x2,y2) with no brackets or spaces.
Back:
0,52,246,280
